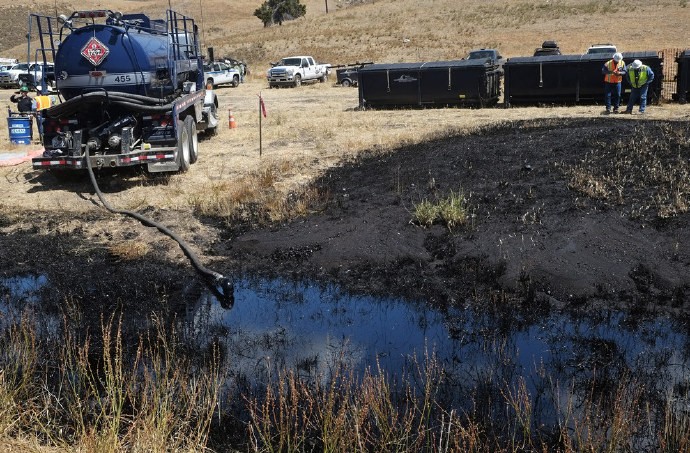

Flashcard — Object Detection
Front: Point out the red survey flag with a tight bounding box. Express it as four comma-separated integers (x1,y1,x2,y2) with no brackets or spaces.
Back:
259,95,267,118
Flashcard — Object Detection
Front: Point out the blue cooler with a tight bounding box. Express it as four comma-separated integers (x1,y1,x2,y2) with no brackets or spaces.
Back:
7,116,33,144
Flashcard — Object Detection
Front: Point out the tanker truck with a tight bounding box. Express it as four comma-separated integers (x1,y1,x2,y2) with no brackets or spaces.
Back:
30,9,219,173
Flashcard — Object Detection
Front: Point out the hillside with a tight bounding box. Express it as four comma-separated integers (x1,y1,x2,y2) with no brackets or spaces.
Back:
1,0,688,69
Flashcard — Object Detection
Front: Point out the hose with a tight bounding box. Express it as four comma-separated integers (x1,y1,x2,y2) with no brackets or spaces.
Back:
84,146,234,308
49,96,176,118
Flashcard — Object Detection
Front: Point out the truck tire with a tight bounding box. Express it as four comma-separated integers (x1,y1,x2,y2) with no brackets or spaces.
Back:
294,74,301,87
319,74,327,83
341,78,351,87
185,115,199,164
232,75,239,87
176,119,191,172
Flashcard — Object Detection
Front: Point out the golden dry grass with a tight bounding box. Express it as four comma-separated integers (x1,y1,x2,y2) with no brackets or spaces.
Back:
0,0,687,251
1,0,688,67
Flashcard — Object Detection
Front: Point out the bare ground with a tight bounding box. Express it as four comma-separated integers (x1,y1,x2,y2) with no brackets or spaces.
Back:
2,81,690,318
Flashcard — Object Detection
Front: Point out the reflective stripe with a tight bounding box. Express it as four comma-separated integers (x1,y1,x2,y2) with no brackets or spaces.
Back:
57,72,153,88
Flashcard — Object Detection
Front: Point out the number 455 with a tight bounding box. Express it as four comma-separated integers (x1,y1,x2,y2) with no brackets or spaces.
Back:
114,75,132,83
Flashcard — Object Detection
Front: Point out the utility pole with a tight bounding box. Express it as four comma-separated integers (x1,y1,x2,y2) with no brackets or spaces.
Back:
325,0,328,13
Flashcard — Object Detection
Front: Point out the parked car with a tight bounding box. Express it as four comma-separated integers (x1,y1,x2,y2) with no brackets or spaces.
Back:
0,62,55,89
203,61,240,88
586,44,617,55
334,62,373,87
223,57,249,81
466,48,506,71
533,40,561,57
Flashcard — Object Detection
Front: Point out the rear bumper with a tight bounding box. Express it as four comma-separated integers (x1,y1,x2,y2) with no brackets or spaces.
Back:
32,147,177,170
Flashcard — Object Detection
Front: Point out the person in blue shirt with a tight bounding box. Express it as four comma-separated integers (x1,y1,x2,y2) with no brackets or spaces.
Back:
623,59,655,114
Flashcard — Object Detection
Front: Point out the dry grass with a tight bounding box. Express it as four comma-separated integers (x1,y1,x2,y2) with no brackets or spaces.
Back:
0,1,689,451
2,0,689,69
565,122,690,219
0,313,220,453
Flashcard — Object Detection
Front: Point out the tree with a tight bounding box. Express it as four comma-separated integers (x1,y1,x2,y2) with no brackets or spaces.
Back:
254,0,306,27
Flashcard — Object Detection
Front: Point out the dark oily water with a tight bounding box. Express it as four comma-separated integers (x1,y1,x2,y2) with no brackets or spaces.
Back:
4,274,690,424
184,277,690,409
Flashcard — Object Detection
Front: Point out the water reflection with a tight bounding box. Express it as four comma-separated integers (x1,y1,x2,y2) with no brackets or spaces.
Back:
184,277,690,408
3,272,690,428
0,274,59,336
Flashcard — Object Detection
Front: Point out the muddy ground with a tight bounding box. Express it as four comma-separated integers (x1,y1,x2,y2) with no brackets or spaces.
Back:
4,115,690,323
226,117,690,313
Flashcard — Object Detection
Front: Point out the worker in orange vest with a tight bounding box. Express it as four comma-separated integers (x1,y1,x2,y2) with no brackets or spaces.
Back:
601,52,626,114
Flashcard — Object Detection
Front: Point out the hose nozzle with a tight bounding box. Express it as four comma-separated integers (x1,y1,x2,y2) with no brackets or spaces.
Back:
211,276,234,309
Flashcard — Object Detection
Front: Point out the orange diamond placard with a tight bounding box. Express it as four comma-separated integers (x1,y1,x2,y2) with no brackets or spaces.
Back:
81,37,109,66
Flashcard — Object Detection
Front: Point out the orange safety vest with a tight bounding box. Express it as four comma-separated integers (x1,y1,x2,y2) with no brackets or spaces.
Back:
604,59,624,83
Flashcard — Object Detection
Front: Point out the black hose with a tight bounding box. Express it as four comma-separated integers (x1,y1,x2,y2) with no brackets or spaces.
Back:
47,91,178,118
84,146,234,308
49,97,175,118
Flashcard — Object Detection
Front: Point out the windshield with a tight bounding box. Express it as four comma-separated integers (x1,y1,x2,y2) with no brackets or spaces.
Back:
468,50,496,59
587,47,615,54
280,58,302,66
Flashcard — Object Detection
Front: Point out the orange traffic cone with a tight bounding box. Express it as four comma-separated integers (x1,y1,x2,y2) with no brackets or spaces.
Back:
228,110,237,129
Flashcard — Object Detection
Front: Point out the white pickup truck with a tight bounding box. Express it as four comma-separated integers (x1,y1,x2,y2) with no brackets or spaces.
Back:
0,62,55,89
267,56,330,88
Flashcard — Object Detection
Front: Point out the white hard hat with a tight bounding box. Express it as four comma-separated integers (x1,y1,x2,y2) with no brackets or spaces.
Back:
613,52,623,62
631,59,642,69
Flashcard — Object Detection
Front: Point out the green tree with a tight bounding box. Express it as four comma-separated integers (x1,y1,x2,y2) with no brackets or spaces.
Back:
254,0,306,27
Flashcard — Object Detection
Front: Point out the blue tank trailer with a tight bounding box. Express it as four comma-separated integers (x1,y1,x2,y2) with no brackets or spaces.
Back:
29,9,219,173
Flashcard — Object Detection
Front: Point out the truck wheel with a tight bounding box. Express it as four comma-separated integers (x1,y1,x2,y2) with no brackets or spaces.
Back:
341,79,351,87
294,74,301,87
176,119,191,172
319,74,327,83
185,115,199,164
232,75,239,87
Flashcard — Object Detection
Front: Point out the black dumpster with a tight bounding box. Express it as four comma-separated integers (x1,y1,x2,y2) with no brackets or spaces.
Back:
503,51,663,106
503,54,581,105
676,50,690,104
358,59,502,108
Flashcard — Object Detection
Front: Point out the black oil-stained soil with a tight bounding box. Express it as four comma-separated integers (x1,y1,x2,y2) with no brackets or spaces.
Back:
2,117,690,320
227,117,690,312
